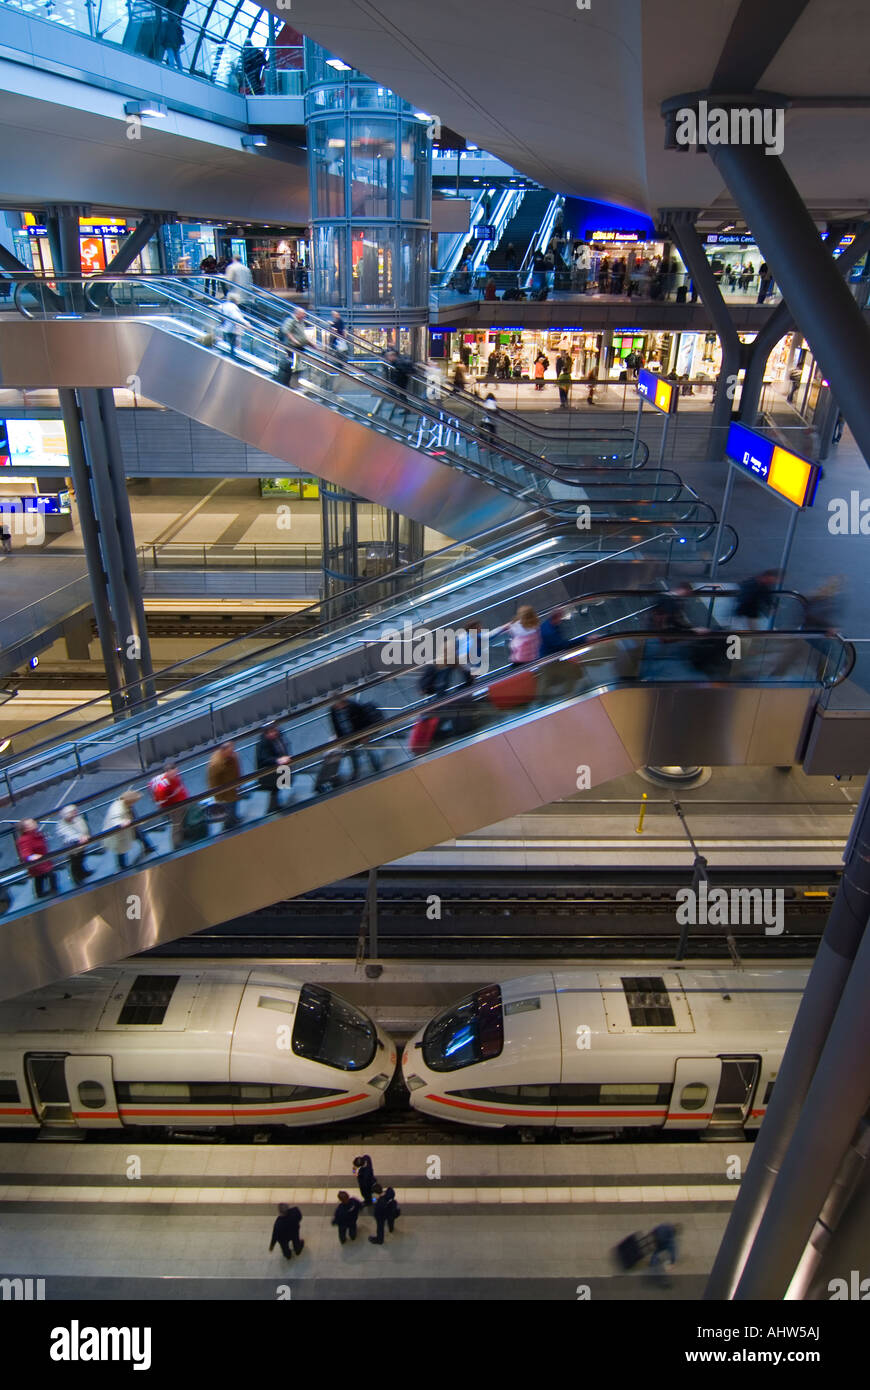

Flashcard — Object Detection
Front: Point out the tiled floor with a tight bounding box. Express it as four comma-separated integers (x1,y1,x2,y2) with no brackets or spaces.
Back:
0,1140,746,1298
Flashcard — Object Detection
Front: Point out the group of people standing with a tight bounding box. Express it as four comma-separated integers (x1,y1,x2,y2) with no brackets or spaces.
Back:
268,1155,401,1259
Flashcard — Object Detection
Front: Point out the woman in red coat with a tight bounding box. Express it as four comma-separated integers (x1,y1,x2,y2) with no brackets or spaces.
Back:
16,818,58,899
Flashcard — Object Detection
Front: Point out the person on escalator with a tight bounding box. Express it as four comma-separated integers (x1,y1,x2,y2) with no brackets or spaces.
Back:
256,722,291,815
494,606,542,665
383,348,413,395
103,789,157,872
16,819,58,899
650,582,694,634
276,308,311,387
329,696,383,781
481,392,499,439
734,569,779,630
219,292,246,359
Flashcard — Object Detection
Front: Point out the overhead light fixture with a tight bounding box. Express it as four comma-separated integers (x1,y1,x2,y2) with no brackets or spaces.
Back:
124,99,167,119
467,144,479,151
0,738,11,756
414,112,431,122
326,58,352,71
241,133,268,149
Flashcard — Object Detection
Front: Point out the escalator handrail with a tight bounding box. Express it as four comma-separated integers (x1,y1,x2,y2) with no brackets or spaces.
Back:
13,274,647,484
1,522,739,772
0,621,851,902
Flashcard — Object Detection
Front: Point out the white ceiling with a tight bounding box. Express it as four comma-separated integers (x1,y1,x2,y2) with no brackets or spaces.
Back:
273,0,870,222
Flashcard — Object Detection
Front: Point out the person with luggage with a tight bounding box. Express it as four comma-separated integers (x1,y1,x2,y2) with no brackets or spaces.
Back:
57,804,94,887
16,818,58,899
615,1223,681,1287
103,789,156,872
368,1185,400,1244
269,1202,304,1259
256,723,291,816
353,1154,377,1207
332,1191,362,1244
150,758,189,850
207,740,243,831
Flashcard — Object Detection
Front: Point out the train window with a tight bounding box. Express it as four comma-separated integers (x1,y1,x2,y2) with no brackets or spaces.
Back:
422,985,504,1072
292,985,377,1071
257,996,296,1015
77,1081,106,1110
117,975,180,1026
621,977,675,1028
0,1081,19,1102
504,998,541,1017
679,1083,708,1110
763,1081,775,1105
117,1082,190,1101
451,1085,558,1105
599,1083,670,1106
268,1085,344,1102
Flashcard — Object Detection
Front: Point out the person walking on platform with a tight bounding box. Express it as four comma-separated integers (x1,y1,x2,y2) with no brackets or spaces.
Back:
103,789,156,872
150,758,189,850
557,362,572,409
57,804,94,886
332,1191,362,1244
256,722,291,816
0,524,11,555
16,818,58,899
353,1154,377,1207
369,1185,401,1244
269,1202,304,1259
207,740,243,831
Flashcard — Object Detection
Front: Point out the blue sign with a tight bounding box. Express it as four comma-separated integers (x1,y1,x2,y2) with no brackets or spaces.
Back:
474,225,496,241
725,422,821,509
637,367,677,414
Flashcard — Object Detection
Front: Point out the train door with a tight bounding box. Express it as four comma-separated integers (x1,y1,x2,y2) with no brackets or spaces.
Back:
663,1057,722,1130
711,1056,760,1128
64,1057,119,1129
24,1053,73,1126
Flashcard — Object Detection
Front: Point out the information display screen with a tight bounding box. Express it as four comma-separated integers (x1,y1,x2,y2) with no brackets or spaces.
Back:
474,225,495,241
637,367,677,414
725,421,820,508
4,419,70,470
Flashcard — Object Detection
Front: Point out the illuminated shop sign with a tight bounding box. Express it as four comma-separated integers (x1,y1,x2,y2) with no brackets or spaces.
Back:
705,233,756,246
26,223,129,237
725,422,820,508
589,229,646,243
637,367,678,415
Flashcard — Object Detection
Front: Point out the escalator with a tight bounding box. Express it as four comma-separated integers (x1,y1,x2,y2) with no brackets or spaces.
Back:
485,190,553,270
0,588,850,1001
3,274,663,539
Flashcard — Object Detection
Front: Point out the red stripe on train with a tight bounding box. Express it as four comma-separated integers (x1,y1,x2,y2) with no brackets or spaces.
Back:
119,1093,369,1118
430,1096,672,1119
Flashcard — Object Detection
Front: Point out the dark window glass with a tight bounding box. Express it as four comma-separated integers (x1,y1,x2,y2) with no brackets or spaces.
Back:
77,1081,106,1110
292,985,377,1071
422,985,504,1072
117,975,179,1026
0,1081,19,1102
764,1081,775,1105
115,1081,347,1105
451,1083,671,1106
621,976,675,1028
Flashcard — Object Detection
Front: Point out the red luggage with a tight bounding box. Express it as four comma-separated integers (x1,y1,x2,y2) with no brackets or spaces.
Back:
409,716,440,755
488,669,537,710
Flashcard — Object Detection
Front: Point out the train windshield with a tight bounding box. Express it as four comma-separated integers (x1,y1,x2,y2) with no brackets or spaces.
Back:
292,985,378,1071
422,985,504,1072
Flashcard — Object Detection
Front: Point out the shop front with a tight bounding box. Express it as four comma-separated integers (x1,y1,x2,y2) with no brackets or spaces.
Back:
584,229,663,293
13,214,161,274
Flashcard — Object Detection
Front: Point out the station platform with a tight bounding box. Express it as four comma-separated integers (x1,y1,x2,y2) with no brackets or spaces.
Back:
0,1139,746,1299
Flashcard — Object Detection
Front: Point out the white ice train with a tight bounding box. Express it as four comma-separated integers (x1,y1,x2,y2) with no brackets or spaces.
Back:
402,968,808,1134
0,966,396,1132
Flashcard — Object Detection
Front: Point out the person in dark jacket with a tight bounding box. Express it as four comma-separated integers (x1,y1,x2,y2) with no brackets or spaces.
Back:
369,1184,400,1244
332,1191,361,1244
353,1154,377,1206
330,697,381,779
734,570,779,629
383,348,412,394
539,608,572,655
651,582,694,633
269,1202,304,1258
255,722,291,814
158,11,184,69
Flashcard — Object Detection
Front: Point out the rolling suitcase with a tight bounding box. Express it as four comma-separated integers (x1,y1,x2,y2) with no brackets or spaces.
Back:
615,1232,654,1271
409,716,439,755
488,670,537,710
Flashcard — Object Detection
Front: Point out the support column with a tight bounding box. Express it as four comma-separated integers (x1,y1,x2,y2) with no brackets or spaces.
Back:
709,143,870,468
706,772,870,1298
97,388,155,699
667,211,741,459
103,215,161,275
739,221,870,425
59,389,125,710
